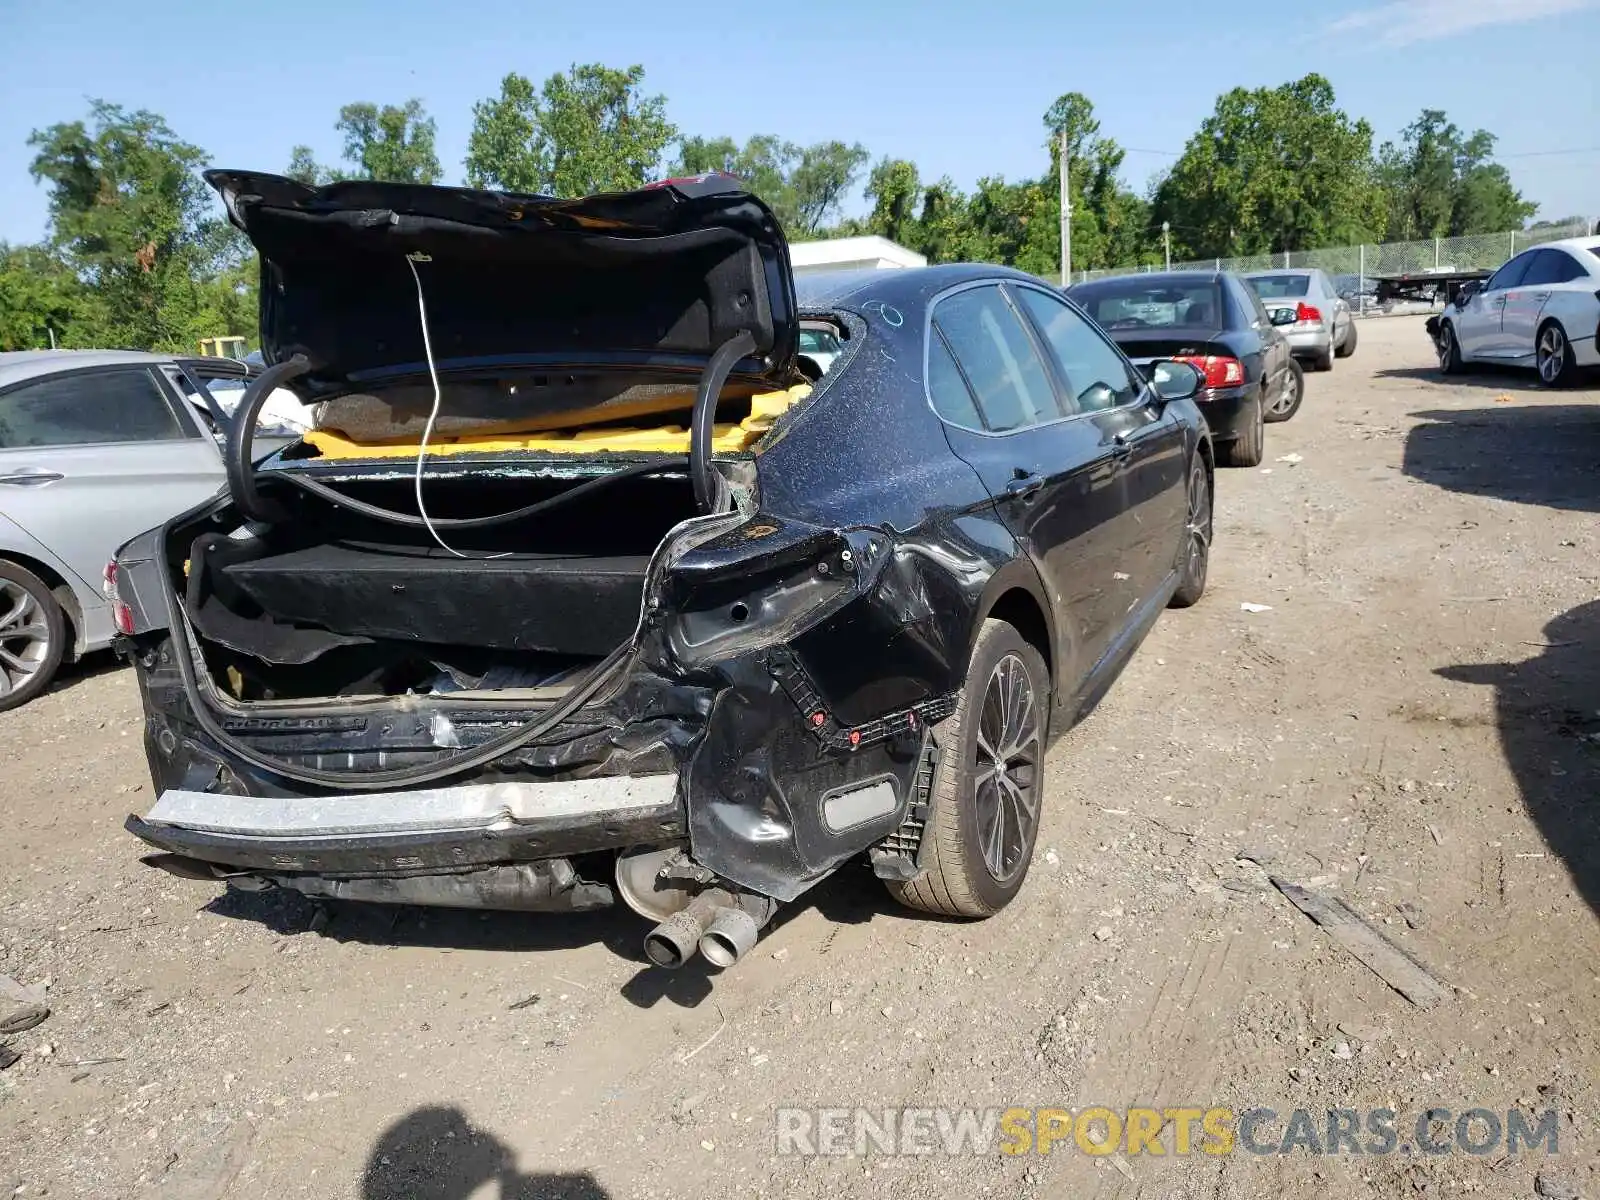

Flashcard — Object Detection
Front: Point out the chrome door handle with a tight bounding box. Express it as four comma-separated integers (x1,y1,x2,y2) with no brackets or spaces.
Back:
0,470,64,487
1005,471,1044,501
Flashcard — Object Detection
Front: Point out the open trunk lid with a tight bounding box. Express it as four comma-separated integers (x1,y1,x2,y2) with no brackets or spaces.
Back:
206,170,799,402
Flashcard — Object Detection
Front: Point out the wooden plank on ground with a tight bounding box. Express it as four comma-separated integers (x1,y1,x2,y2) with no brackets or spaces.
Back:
1271,878,1451,1010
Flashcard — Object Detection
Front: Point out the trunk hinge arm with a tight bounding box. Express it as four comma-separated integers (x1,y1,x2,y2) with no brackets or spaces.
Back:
690,330,758,514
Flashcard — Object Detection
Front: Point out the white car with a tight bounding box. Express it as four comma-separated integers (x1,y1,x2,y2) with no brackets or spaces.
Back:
1432,236,1600,386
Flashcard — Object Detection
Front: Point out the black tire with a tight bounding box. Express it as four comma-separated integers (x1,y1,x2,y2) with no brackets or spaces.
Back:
1265,359,1304,424
1436,320,1464,375
1216,394,1264,467
1311,347,1334,372
888,619,1051,918
1169,453,1212,608
1536,320,1577,388
1335,320,1357,358
0,561,66,713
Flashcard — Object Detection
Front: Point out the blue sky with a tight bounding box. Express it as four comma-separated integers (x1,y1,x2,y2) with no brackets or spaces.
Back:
1,0,1596,245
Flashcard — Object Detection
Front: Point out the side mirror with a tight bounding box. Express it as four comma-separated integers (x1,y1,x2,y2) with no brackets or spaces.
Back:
1147,360,1203,402
1269,307,1298,326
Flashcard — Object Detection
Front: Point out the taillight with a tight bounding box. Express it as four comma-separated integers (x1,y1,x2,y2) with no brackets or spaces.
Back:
1172,355,1245,389
1296,301,1323,324
104,560,134,636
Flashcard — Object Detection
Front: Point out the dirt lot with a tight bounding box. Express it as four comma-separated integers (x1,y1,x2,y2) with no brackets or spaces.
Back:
2,316,1597,1200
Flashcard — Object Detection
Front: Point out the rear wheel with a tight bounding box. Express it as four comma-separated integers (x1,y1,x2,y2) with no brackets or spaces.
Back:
1536,321,1576,388
1169,454,1212,608
888,619,1050,918
1436,321,1463,375
1335,320,1357,358
1311,345,1334,372
0,562,66,713
1265,359,1304,423
1216,394,1264,467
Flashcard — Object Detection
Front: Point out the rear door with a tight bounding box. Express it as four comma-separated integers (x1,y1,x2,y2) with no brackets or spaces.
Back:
927,282,1127,681
0,365,225,599
1501,250,1572,358
1010,282,1188,614
1316,271,1351,347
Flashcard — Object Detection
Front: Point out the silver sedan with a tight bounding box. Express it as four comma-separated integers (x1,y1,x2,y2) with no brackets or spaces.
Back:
1244,269,1356,371
0,351,271,710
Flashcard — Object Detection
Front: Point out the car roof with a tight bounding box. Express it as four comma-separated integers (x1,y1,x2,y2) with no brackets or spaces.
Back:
1538,235,1600,256
0,349,181,390
796,262,1051,311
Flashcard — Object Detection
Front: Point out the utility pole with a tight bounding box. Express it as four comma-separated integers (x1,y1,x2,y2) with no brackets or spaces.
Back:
1162,221,1171,271
1058,129,1071,286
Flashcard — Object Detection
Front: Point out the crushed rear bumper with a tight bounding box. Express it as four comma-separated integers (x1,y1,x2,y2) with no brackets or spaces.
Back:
125,776,682,876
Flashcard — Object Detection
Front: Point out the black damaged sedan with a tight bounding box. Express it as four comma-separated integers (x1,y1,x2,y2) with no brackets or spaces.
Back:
114,171,1214,969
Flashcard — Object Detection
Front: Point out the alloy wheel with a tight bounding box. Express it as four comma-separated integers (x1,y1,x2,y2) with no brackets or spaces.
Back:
1538,326,1566,384
1437,325,1454,371
0,579,51,700
973,653,1041,884
1185,461,1211,583
1269,369,1301,416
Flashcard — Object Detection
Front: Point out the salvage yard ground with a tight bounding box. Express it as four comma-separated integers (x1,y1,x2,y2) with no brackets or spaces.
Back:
2,315,1597,1200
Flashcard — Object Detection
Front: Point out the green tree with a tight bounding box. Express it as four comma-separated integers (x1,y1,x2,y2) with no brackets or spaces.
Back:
464,65,675,195
285,144,329,186
463,73,542,191
863,158,922,247
335,99,440,183
0,243,87,351
1377,111,1536,239
673,134,867,235
1151,74,1384,258
28,100,231,350
786,141,870,234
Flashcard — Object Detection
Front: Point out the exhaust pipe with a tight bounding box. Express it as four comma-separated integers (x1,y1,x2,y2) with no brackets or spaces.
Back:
642,888,778,969
699,907,761,967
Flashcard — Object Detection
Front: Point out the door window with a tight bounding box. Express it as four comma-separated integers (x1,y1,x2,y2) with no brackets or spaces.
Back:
1012,286,1141,413
932,285,1062,431
1484,253,1535,292
0,368,189,450
926,332,985,429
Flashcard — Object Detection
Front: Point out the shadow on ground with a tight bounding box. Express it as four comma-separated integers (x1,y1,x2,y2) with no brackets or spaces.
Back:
1373,363,1595,395
1438,600,1600,918
206,856,897,1008
44,648,125,699
362,1105,608,1199
1401,403,1600,512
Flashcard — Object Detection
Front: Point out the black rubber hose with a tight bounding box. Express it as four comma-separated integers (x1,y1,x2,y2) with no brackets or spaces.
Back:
160,559,636,790
225,354,313,524
690,330,757,513
272,456,688,530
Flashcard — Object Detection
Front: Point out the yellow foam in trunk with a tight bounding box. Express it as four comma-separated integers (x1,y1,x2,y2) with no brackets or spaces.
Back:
300,385,811,461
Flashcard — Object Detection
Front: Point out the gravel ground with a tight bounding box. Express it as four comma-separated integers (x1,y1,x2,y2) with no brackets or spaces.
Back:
2,316,1597,1200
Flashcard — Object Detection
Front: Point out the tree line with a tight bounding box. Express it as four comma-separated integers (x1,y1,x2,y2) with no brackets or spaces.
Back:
0,65,1560,353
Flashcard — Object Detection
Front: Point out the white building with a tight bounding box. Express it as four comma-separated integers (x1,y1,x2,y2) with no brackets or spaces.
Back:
788,235,926,275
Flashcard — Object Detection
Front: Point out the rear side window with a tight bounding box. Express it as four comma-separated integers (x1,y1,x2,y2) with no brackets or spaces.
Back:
1520,250,1587,286
0,367,189,450
932,285,1060,432
926,333,985,428
1247,275,1310,299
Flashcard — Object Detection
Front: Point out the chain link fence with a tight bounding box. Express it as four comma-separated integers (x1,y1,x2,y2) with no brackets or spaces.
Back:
1065,219,1595,307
